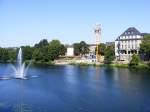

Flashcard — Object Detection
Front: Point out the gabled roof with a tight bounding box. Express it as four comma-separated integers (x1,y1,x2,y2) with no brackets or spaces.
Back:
120,27,141,37
115,27,143,41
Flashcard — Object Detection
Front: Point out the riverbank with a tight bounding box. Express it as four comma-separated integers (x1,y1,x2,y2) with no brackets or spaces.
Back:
69,62,150,70
0,60,149,70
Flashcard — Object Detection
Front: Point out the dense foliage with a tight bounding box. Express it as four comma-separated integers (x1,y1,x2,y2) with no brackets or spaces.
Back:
0,39,66,63
0,48,9,62
73,41,89,56
73,43,80,56
48,40,66,60
0,48,16,63
22,46,34,61
140,34,150,61
104,45,115,64
129,54,140,67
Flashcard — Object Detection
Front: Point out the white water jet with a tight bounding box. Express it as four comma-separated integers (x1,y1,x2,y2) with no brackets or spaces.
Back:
0,48,36,80
14,48,30,79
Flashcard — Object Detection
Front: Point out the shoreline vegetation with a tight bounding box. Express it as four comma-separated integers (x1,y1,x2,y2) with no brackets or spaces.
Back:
0,35,150,70
0,60,149,70
69,62,150,69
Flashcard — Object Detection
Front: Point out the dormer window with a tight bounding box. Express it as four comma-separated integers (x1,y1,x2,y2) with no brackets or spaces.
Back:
128,32,130,34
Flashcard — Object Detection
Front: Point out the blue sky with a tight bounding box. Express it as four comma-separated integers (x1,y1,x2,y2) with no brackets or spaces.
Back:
0,0,149,47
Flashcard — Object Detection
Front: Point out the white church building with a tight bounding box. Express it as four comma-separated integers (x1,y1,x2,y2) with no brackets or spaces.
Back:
115,27,148,61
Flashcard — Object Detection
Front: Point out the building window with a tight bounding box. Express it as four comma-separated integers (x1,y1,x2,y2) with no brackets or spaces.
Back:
125,50,127,54
132,35,134,39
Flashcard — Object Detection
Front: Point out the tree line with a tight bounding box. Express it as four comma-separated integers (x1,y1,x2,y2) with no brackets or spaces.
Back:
0,39,66,63
0,39,115,64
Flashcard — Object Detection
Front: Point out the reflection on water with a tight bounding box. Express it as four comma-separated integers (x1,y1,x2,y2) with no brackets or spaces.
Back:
0,64,150,112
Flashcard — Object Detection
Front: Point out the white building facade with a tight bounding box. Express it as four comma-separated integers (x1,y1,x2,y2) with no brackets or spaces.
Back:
66,47,74,57
115,27,147,61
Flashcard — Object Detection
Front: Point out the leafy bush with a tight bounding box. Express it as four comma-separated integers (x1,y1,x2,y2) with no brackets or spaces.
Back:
104,45,115,64
129,54,140,67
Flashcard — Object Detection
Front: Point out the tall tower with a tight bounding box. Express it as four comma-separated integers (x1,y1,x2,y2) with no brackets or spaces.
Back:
94,24,101,62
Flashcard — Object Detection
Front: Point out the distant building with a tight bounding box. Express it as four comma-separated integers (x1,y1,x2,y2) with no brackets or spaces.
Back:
88,44,96,53
115,27,149,61
66,47,74,57
86,44,96,62
106,42,114,47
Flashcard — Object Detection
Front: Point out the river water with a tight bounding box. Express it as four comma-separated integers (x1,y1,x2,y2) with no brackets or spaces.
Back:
0,64,150,112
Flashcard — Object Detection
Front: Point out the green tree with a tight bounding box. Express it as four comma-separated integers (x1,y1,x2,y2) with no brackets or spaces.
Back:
129,54,140,67
33,47,50,62
32,48,43,61
104,45,115,64
79,41,89,56
73,43,80,56
21,46,34,61
34,39,49,48
0,48,10,62
33,39,50,62
140,34,150,61
0,39,67,63
59,44,67,56
48,40,62,60
7,48,17,62
73,41,89,56
33,39,66,62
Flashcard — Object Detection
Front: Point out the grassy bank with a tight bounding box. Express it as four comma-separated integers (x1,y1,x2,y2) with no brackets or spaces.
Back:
0,60,149,70
69,62,150,70
69,62,97,66
101,63,129,68
69,62,128,68
25,60,54,66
